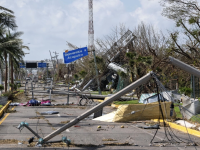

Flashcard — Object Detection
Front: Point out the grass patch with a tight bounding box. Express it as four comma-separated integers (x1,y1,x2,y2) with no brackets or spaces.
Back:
190,114,200,124
17,90,24,93
113,100,139,105
174,106,182,119
90,91,111,95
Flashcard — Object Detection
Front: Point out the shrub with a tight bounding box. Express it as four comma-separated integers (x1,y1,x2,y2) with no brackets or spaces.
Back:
179,87,192,96
1,91,15,101
0,85,4,91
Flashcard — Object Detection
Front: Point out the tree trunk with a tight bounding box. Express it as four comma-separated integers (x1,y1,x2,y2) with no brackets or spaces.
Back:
10,54,14,91
4,52,7,92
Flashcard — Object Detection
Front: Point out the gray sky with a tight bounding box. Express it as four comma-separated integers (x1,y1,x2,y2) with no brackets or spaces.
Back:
0,0,175,61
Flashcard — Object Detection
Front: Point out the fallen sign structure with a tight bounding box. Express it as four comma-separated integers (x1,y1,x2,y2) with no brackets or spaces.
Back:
16,56,200,146
30,90,136,101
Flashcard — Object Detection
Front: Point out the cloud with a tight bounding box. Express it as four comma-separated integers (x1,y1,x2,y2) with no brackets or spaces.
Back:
0,0,175,60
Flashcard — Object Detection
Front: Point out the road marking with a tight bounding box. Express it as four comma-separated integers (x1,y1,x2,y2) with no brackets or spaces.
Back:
57,114,60,117
0,106,16,125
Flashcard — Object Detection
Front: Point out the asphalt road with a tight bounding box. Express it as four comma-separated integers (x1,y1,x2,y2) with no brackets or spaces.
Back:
0,84,199,149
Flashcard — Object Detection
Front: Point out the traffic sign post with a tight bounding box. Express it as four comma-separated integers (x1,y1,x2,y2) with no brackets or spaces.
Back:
63,47,88,105
63,47,88,64
19,63,26,68
38,63,47,68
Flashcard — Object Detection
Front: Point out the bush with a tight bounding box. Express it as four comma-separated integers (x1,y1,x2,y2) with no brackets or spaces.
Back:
9,83,19,91
179,87,192,96
0,85,4,91
1,91,15,101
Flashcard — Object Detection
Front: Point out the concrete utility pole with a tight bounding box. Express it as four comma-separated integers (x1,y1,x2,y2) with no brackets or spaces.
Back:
49,50,56,74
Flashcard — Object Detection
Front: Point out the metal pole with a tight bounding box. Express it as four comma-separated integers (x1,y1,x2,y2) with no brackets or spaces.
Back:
193,75,195,99
49,78,52,100
169,56,200,78
67,64,69,105
24,125,41,139
25,81,27,95
92,50,101,95
42,72,152,142
46,63,48,80
0,65,2,95
8,57,10,91
31,81,34,99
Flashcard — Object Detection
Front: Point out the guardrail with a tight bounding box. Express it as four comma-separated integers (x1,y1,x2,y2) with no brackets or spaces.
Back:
0,101,12,118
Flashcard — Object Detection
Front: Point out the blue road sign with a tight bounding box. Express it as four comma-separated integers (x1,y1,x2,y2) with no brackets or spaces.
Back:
63,47,88,64
19,63,25,68
38,63,47,68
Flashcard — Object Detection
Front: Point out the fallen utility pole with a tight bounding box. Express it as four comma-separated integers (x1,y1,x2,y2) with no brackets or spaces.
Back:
169,56,200,78
41,72,152,142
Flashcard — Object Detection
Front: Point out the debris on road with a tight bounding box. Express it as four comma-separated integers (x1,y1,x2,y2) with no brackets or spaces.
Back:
40,111,59,115
60,120,70,124
102,138,117,141
29,116,45,119
136,124,160,129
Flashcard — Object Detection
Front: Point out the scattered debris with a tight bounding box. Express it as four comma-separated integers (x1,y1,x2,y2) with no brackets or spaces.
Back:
97,128,107,131
136,124,160,129
45,119,52,126
6,109,16,113
40,111,59,115
29,116,45,119
97,125,101,128
0,139,19,144
74,125,81,127
60,121,70,124
121,125,124,128
102,138,117,141
103,142,132,146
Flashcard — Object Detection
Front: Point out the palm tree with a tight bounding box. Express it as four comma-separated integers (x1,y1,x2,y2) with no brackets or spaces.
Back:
0,5,17,92
4,31,29,91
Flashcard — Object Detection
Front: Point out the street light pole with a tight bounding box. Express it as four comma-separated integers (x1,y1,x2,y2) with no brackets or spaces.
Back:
67,64,70,105
92,49,102,118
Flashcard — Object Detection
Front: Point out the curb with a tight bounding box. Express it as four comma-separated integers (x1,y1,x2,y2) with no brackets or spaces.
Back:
0,101,12,118
152,119,200,138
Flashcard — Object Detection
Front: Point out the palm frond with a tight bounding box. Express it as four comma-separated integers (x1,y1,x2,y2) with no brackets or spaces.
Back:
0,39,22,48
0,6,14,14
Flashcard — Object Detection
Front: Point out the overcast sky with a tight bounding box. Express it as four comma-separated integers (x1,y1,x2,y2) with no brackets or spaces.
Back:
0,0,175,61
